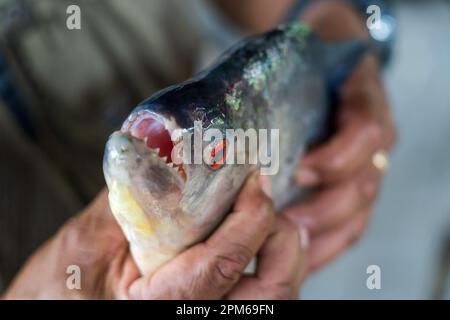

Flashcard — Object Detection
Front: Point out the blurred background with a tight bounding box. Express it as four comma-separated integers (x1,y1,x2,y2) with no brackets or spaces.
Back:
303,0,450,299
0,0,449,299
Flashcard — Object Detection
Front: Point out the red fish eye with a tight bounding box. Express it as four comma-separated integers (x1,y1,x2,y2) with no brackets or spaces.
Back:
128,114,173,163
209,139,227,170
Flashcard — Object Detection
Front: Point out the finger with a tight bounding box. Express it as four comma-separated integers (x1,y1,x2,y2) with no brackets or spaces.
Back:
226,217,309,300
296,54,393,188
286,165,380,235
129,172,275,299
307,206,371,272
341,69,396,150
296,113,384,186
340,58,391,128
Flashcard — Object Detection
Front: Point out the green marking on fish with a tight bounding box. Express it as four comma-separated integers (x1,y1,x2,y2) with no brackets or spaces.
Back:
225,92,241,112
211,117,225,126
286,22,312,45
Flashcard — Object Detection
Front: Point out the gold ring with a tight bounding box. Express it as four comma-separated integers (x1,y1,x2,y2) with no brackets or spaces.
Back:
372,150,390,173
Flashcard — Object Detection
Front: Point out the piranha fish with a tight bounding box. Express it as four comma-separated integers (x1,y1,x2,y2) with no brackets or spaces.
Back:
103,22,368,274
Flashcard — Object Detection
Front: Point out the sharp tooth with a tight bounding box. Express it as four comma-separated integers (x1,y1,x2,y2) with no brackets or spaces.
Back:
143,137,148,144
167,163,174,167
160,156,168,162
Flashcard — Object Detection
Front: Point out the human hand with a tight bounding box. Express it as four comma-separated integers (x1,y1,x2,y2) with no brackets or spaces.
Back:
130,174,308,300
285,53,396,272
280,0,396,273
4,173,308,300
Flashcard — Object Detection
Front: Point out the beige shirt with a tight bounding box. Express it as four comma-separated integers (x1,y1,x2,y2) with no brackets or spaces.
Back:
0,0,240,290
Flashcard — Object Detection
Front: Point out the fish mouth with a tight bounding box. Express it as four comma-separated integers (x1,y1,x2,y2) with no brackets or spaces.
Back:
122,110,186,180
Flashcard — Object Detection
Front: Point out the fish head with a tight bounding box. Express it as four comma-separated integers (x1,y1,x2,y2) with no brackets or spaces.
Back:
103,102,253,238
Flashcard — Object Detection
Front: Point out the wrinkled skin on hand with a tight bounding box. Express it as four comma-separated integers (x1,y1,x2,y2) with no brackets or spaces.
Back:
4,173,308,300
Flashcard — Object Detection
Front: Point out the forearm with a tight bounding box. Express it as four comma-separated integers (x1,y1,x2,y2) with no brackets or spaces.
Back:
212,0,294,34
213,0,369,39
301,1,369,40
302,1,381,75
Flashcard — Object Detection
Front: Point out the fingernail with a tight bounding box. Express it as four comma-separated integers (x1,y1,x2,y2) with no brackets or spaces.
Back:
296,168,320,186
259,175,272,198
298,226,310,250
